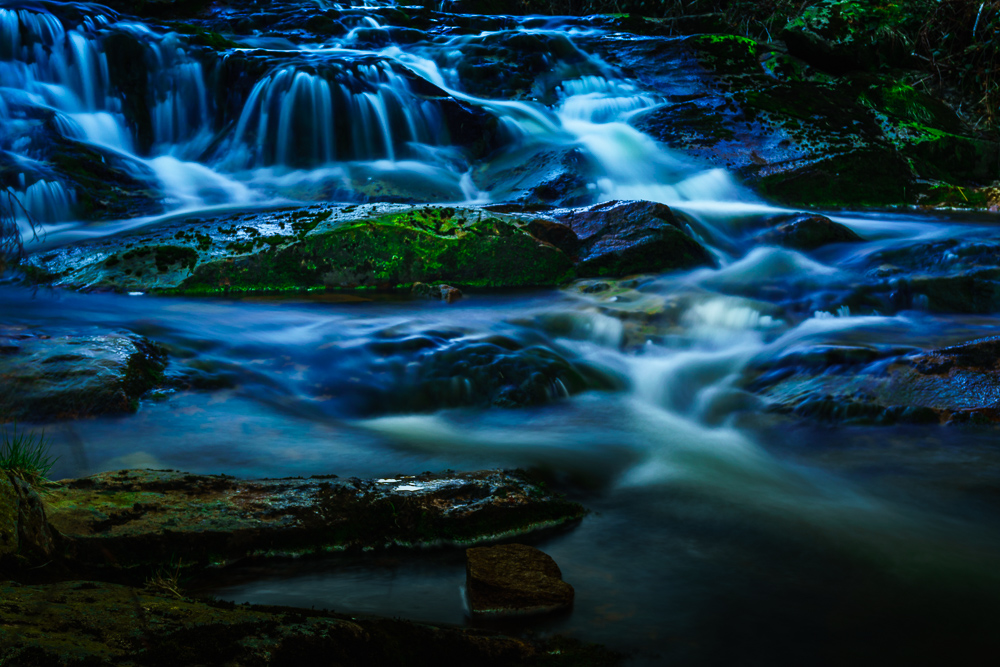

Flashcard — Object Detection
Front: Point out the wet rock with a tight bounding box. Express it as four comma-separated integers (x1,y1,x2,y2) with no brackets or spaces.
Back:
0,328,167,423
412,282,463,303
44,468,586,574
25,204,574,293
0,580,617,667
0,472,57,572
466,543,574,617
755,213,863,251
745,336,1000,425
555,200,715,277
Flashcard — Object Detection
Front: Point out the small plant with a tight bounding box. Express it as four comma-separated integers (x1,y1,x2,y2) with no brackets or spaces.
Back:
146,558,185,599
0,421,57,487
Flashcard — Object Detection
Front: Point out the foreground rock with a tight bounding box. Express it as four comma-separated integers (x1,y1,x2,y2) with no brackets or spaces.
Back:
24,202,714,294
42,468,585,577
0,580,619,666
466,543,574,618
746,336,1000,425
0,327,167,422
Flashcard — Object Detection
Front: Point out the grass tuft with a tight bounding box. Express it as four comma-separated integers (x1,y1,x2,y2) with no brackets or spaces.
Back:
0,422,58,488
146,558,185,599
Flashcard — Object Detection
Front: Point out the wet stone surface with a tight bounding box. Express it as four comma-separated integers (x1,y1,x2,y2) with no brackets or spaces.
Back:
745,336,1000,425
0,327,167,423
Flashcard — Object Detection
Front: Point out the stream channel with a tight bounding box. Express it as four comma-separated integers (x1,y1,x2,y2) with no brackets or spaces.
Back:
2,1,1000,664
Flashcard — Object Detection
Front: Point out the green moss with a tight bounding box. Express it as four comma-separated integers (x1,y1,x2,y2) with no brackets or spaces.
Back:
690,34,760,76
175,209,573,294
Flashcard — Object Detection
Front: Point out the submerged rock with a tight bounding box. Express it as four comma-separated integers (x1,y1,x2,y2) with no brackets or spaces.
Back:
44,468,586,575
754,213,863,251
746,336,1000,425
0,579,618,666
347,332,609,413
0,327,167,423
466,543,575,618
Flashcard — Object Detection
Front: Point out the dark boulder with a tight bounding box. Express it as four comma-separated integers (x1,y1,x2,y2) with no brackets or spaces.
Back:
555,200,715,277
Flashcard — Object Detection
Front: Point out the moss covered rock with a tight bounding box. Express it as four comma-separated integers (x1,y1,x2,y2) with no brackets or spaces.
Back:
26,205,576,294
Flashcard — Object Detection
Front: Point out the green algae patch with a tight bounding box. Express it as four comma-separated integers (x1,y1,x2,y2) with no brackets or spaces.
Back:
918,184,1000,211
0,580,621,666
178,208,573,294
44,468,586,577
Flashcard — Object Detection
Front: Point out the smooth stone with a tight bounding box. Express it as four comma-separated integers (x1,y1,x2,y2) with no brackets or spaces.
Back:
466,543,574,617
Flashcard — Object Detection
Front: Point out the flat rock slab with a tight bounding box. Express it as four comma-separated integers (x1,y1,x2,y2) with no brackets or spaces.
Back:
0,327,166,422
466,543,574,617
0,580,619,666
44,469,585,574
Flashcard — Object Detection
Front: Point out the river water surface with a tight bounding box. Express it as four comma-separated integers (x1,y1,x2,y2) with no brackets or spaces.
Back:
2,1,999,664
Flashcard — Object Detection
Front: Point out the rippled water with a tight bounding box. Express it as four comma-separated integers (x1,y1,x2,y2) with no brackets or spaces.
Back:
3,1,1000,664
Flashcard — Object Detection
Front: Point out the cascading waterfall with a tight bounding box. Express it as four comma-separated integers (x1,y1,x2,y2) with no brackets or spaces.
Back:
229,61,444,169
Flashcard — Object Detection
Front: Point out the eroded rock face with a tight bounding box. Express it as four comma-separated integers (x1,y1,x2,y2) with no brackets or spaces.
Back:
44,468,586,575
555,200,715,277
0,328,167,422
0,580,617,667
466,543,575,617
0,472,57,572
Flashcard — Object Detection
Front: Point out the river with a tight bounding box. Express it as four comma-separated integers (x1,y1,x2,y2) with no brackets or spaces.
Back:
2,1,999,664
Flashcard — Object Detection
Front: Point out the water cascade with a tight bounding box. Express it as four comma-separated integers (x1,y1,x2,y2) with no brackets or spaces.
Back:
2,2,999,664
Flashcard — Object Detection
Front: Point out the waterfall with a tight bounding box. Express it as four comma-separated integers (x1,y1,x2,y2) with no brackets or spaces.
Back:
229,61,445,169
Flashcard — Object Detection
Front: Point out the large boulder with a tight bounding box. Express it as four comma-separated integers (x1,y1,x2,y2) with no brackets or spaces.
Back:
0,328,167,423
466,543,575,617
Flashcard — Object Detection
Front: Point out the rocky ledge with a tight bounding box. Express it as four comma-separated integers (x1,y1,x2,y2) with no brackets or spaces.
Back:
33,468,585,578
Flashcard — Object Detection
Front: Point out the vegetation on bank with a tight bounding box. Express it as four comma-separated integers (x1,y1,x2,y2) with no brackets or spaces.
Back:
0,422,56,488
468,0,998,135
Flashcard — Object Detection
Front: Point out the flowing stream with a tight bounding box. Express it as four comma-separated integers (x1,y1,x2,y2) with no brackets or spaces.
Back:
2,1,1000,664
